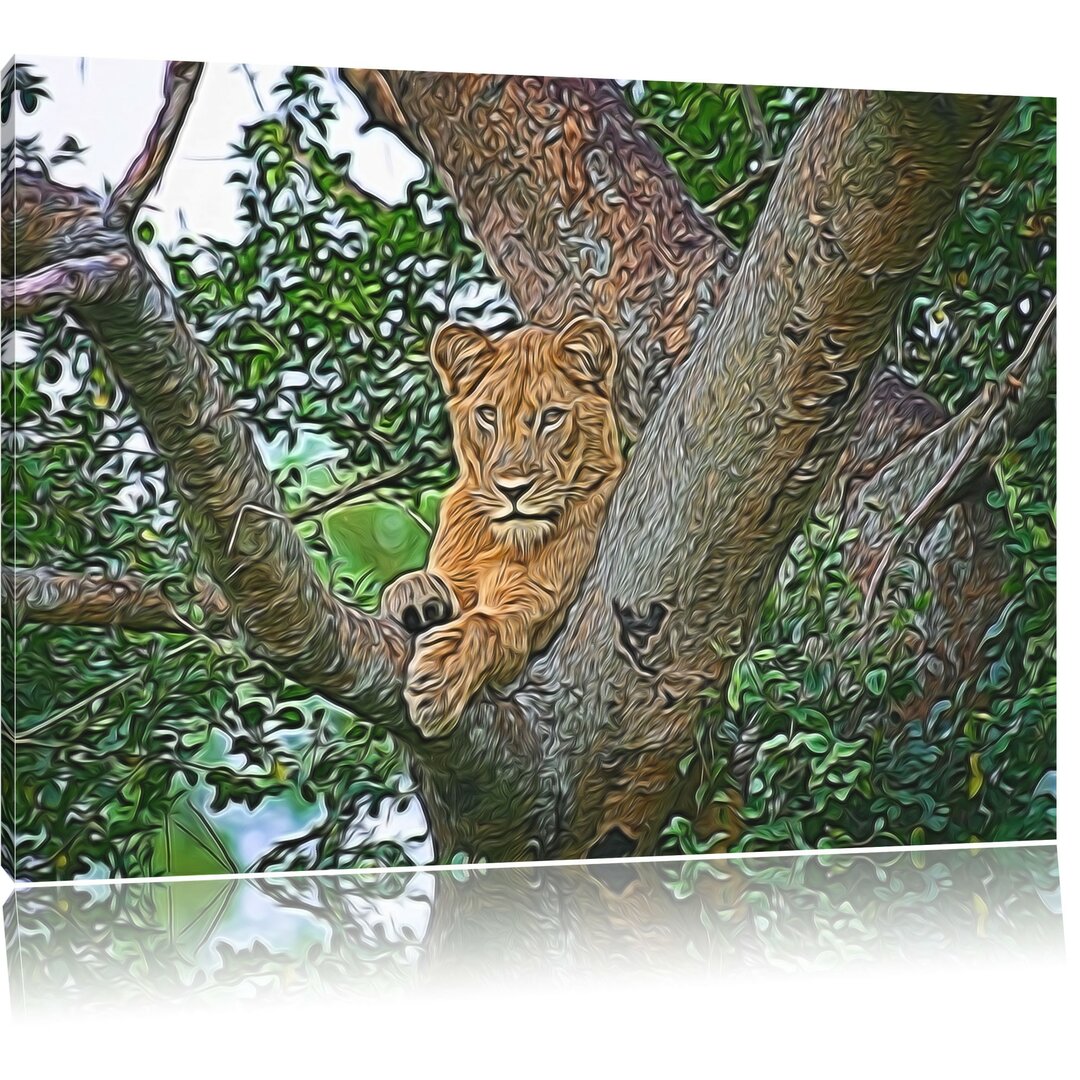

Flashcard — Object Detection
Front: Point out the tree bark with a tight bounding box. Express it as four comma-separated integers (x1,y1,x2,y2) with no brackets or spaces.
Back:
341,71,736,439
388,87,1010,859
76,234,413,728
3,82,411,738
2,565,227,633
847,317,1055,590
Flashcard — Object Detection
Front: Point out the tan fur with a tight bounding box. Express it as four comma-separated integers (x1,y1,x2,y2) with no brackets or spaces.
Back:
381,316,623,737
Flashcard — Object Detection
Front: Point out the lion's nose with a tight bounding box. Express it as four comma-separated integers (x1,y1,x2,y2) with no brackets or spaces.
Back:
494,476,535,504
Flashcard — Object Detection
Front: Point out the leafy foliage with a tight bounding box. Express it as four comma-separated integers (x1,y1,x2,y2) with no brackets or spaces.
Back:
629,82,821,246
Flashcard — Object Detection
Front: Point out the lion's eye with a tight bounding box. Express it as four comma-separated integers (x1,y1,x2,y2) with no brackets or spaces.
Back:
538,406,568,431
475,405,497,429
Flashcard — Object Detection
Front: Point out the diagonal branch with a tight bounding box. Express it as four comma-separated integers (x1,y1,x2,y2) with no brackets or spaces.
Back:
104,61,204,229
7,66,413,738
291,461,423,522
849,303,1056,596
2,565,227,634
509,90,1012,860
68,245,411,727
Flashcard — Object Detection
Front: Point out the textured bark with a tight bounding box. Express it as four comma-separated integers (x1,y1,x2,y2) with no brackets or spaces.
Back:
515,91,1011,859
1,252,132,318
726,371,955,786
3,565,227,633
391,89,1011,859
846,320,1055,587
342,70,736,439
823,371,949,514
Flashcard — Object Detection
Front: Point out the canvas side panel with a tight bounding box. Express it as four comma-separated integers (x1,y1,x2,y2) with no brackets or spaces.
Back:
1,55,18,882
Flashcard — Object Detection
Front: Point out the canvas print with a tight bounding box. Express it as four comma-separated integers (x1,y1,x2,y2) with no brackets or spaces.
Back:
1,60,1056,882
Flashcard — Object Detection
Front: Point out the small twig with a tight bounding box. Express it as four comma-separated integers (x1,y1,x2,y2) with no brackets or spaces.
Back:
105,61,204,228
636,115,714,161
1003,296,1057,382
700,159,782,216
291,461,424,522
223,503,292,576
12,639,203,743
740,85,772,158
400,502,434,538
238,63,265,111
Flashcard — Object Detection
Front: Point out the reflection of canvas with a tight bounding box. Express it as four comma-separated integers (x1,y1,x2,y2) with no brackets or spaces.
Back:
4,846,1063,1007
1,60,1056,882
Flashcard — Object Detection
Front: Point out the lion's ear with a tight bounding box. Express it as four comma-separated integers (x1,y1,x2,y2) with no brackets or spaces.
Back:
556,315,618,393
430,323,493,397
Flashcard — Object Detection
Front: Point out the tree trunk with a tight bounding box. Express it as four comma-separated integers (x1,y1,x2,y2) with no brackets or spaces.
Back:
392,88,1010,859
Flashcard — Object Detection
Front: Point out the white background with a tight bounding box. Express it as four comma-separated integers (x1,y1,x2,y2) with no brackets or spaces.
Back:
1,1,1076,1076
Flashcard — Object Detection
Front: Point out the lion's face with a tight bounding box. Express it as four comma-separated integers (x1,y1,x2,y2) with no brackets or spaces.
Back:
432,317,622,546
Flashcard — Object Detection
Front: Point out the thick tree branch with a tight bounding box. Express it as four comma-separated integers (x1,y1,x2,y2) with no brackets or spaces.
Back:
1,252,130,318
512,91,1011,859
71,249,411,725
104,61,203,229
343,73,955,530
2,565,227,634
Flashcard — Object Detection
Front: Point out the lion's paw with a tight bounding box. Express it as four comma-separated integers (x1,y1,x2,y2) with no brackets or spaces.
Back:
380,570,458,634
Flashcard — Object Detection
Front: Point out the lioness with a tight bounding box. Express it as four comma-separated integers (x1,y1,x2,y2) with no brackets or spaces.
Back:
382,316,623,737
